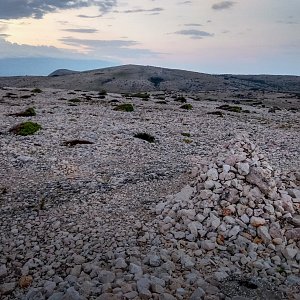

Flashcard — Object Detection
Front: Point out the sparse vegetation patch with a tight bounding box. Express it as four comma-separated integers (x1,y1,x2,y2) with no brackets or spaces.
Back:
10,107,36,117
181,132,191,137
9,121,42,136
113,103,134,112
180,104,193,110
216,104,242,113
207,111,224,117
68,98,81,103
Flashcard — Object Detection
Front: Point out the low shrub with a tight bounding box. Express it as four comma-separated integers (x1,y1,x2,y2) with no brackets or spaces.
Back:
217,105,242,113
113,103,134,112
63,140,94,147
9,121,42,136
31,88,42,93
68,98,81,103
180,104,193,110
207,111,224,117
134,132,155,143
11,107,36,117
181,132,191,137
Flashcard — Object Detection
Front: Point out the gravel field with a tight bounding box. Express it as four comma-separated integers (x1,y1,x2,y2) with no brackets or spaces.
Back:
0,87,299,299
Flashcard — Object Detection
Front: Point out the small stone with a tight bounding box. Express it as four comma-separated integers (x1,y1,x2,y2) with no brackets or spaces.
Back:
97,293,118,300
0,282,16,295
189,287,205,299
282,246,298,260
73,255,86,264
115,257,127,269
223,165,231,173
228,225,240,238
0,265,7,278
44,281,56,297
237,162,250,176
240,214,249,224
181,254,195,269
70,265,82,277
179,209,196,220
201,240,216,251
149,254,161,267
204,180,215,190
159,293,176,300
129,263,143,277
19,275,33,288
98,270,116,284
207,168,218,180
124,291,138,299
257,226,272,244
250,216,266,227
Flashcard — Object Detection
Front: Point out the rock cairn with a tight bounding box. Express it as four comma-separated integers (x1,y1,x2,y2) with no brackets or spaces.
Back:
154,134,299,285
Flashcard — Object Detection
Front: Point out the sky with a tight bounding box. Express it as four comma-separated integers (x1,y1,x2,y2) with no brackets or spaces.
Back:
0,0,299,76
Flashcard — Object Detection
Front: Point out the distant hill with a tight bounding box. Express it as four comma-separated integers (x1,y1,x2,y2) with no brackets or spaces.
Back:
0,64,299,93
48,69,79,76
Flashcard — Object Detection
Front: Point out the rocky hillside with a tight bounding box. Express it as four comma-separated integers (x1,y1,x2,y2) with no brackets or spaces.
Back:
0,65,299,93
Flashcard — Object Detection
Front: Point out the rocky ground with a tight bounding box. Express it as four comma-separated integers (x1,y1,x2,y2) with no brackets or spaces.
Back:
0,87,299,299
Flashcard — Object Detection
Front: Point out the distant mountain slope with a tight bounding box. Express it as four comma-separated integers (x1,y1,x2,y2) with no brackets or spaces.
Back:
0,64,299,93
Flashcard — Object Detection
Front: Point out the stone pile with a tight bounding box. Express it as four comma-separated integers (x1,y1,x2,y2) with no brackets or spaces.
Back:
154,134,300,280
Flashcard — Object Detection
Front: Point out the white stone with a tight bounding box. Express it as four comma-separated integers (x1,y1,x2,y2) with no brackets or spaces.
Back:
237,162,250,176
282,246,298,260
207,168,218,180
257,226,272,243
204,180,215,190
223,164,231,173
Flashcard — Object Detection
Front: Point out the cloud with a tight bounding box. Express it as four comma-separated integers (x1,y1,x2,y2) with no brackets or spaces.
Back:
212,1,235,10
0,0,117,20
184,23,202,27
77,14,102,19
116,8,164,14
177,1,192,4
62,28,98,33
59,37,161,58
174,29,214,39
0,37,72,58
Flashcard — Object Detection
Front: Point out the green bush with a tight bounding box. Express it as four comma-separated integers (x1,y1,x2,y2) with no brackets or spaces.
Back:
134,132,155,143
180,104,193,110
181,132,191,137
113,103,134,112
9,121,42,136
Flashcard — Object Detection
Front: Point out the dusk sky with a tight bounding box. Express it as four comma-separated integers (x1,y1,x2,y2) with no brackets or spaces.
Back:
0,0,299,76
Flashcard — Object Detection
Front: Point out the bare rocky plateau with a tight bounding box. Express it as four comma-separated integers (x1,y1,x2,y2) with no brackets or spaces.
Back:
0,65,300,93
0,78,299,300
